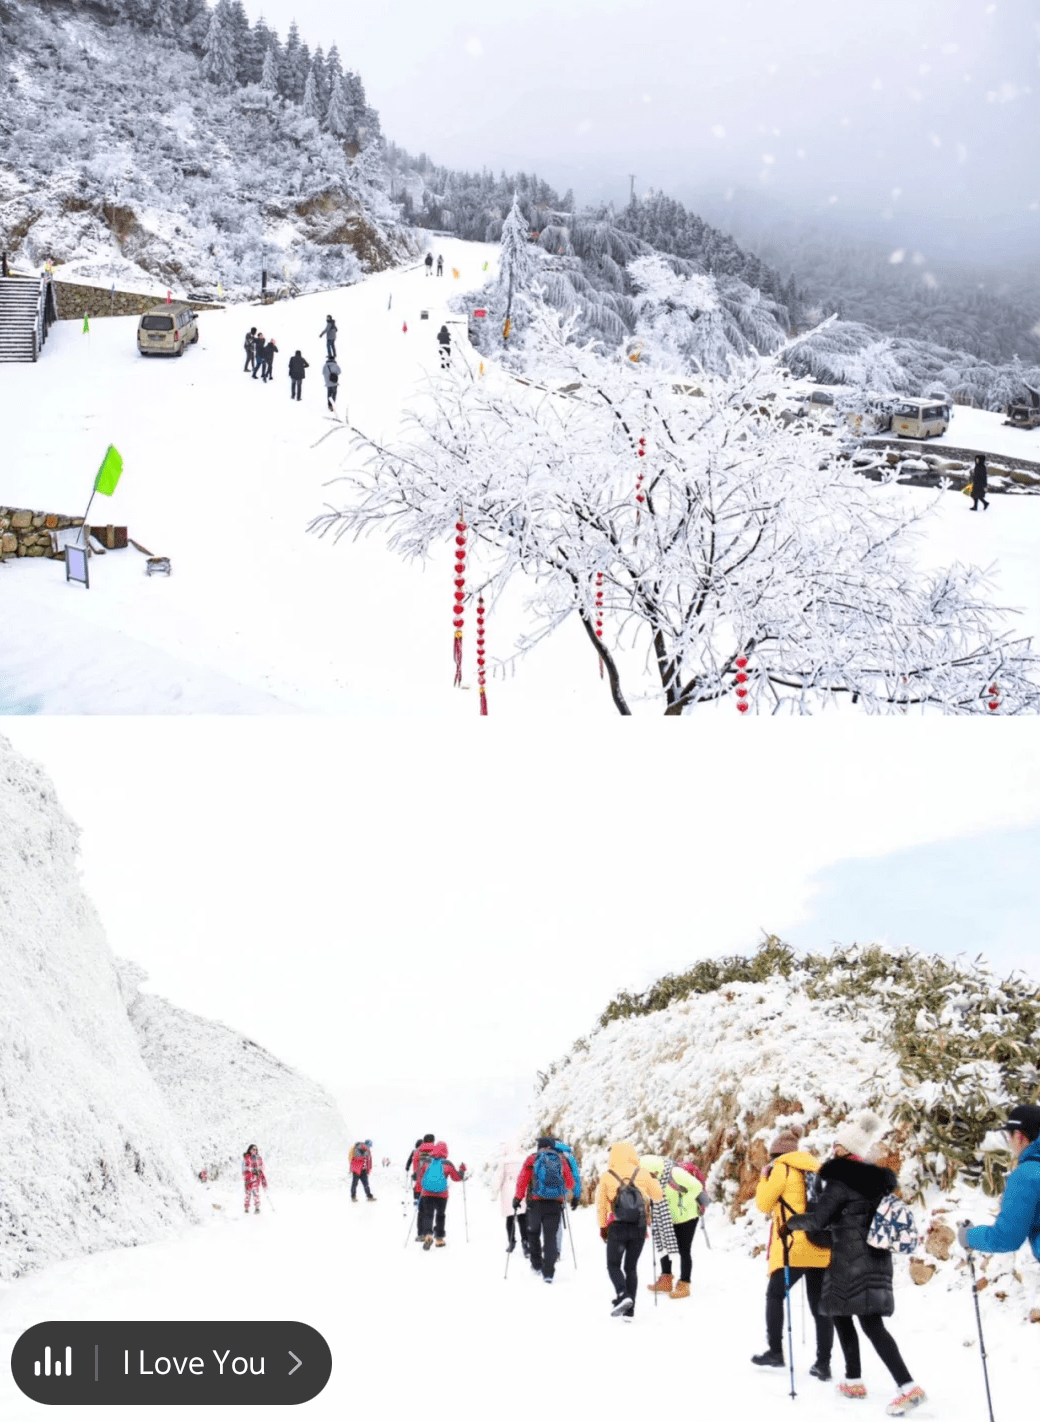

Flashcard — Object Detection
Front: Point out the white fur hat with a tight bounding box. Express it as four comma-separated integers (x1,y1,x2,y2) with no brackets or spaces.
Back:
834,1110,884,1159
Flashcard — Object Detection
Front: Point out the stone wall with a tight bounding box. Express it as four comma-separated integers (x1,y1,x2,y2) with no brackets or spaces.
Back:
0,508,82,560
52,281,224,322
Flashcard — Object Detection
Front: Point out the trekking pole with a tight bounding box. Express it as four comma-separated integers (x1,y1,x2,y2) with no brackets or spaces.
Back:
461,1177,470,1243
564,1205,578,1269
965,1240,996,1422
801,1279,806,1345
263,1184,276,1214
505,1208,518,1280
699,1211,711,1249
402,1195,417,1248
782,1228,796,1399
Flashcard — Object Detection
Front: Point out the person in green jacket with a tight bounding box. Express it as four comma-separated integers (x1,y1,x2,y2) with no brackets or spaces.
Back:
641,1155,704,1299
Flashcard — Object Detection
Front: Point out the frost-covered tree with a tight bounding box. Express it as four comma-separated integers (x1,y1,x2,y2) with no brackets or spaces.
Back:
202,0,239,89
301,64,322,122
281,19,307,102
499,192,533,326
312,305,1040,716
310,45,330,112
153,0,177,36
325,73,354,139
260,45,279,94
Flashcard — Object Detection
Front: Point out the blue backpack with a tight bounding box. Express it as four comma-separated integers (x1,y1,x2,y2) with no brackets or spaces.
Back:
532,1147,567,1200
421,1157,447,1193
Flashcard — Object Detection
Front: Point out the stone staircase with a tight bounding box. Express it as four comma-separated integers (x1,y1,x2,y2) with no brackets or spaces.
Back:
0,275,48,362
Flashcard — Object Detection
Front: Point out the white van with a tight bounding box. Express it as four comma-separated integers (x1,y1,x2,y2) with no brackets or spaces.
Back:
890,399,949,439
137,304,199,357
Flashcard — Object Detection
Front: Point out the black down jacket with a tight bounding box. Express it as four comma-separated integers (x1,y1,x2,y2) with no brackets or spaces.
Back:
783,1155,897,1317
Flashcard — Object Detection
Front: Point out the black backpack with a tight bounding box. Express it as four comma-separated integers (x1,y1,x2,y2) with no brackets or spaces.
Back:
609,1168,646,1227
783,1164,831,1250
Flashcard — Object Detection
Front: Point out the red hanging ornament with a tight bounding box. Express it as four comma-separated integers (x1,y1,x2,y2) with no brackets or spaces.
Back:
987,682,1000,713
734,650,752,714
595,571,605,679
635,437,646,523
402,321,408,333
476,595,488,715
453,515,467,687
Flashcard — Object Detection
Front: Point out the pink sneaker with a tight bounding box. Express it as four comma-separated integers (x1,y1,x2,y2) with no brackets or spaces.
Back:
886,1386,926,1417
838,1382,867,1399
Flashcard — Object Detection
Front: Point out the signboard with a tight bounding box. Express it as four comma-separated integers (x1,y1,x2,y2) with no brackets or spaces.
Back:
65,543,89,589
473,308,487,319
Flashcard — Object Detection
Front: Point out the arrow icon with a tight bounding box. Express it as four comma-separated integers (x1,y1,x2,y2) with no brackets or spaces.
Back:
288,1352,302,1376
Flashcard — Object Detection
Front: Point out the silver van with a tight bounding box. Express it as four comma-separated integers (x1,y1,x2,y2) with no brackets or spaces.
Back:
137,304,199,357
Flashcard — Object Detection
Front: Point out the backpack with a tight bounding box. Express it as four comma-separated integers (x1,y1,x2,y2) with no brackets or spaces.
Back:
609,1169,646,1227
532,1148,567,1200
800,1168,833,1250
676,1160,709,1214
867,1194,920,1254
328,370,338,384
420,1156,448,1193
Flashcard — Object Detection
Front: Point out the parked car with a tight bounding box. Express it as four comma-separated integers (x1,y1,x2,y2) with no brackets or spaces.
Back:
137,303,198,357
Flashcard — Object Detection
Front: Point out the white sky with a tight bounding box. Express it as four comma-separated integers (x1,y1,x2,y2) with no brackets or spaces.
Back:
247,0,1040,260
4,719,1040,1151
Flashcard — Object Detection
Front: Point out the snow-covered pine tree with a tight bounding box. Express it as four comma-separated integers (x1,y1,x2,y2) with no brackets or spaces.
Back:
325,73,355,140
260,45,278,94
228,0,252,84
499,192,533,325
311,45,330,112
302,64,322,122
202,0,239,89
313,303,1040,716
281,20,306,102
153,0,177,37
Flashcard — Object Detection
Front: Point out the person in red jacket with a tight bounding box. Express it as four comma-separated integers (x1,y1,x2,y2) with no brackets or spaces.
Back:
242,1144,267,1215
416,1140,467,1249
512,1136,577,1283
350,1140,375,1201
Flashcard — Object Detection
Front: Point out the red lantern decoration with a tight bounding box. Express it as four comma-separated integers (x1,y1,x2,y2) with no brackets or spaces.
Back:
453,515,467,687
595,571,604,679
987,681,1000,712
477,595,488,715
734,651,752,713
635,437,646,523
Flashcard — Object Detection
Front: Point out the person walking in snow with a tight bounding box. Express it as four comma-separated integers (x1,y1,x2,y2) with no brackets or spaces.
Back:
288,350,309,401
495,1138,530,1258
416,1139,467,1249
781,1112,926,1417
319,316,338,359
436,254,444,277
548,1136,582,1260
251,331,265,379
641,1154,704,1300
349,1139,375,1201
261,336,278,384
406,1135,436,1242
242,1144,267,1215
751,1125,836,1377
969,454,990,512
322,357,341,413
960,1103,1040,1262
244,326,257,373
512,1136,577,1283
424,252,434,276
594,1140,664,1317
437,324,451,369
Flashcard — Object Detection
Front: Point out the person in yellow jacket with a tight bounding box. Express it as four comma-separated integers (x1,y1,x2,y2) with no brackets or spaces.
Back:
641,1155,703,1299
595,1141,664,1318
752,1125,836,1379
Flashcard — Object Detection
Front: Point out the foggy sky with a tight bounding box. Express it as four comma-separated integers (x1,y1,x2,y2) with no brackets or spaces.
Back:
247,0,1040,262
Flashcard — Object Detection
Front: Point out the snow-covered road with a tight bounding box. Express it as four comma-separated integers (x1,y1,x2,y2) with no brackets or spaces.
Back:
1,1166,1036,1421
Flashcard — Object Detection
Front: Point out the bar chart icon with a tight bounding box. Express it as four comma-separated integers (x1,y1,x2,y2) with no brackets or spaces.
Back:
34,1345,72,1377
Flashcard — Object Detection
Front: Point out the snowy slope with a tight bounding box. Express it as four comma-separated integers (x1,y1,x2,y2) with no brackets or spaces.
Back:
0,735,200,1280
124,964,353,1187
3,238,1039,715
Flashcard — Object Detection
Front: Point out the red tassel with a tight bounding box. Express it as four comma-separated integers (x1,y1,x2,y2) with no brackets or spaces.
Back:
477,595,488,715
453,632,463,688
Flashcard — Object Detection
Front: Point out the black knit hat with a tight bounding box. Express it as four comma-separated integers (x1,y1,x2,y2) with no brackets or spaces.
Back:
1005,1104,1040,1142
423,1133,435,1143
536,1135,555,1149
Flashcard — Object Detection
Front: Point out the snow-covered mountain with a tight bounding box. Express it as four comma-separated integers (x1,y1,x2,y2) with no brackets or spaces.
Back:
0,734,350,1278
521,942,1040,1308
0,0,410,295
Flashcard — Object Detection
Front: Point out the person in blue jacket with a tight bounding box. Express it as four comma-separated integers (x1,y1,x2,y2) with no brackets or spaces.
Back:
960,1104,1040,1261
553,1137,582,1256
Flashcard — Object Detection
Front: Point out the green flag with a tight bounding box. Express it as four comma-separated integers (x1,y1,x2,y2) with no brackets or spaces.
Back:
82,314,89,334
94,445,123,497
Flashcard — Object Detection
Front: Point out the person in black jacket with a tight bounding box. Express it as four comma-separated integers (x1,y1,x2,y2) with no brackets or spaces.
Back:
437,324,451,369
424,253,434,276
251,331,265,379
970,454,989,511
782,1112,926,1418
288,350,308,401
244,326,257,372
261,337,278,383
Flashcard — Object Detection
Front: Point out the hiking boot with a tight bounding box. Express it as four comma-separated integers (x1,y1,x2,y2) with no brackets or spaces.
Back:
366,1196,376,1202
422,1235,434,1251
670,1280,691,1299
543,1275,554,1284
751,1350,785,1368
838,1382,867,1400
810,1362,832,1382
885,1387,926,1417
434,1238,446,1248
521,1241,530,1258
506,1239,516,1253
611,1296,634,1317
647,1272,673,1293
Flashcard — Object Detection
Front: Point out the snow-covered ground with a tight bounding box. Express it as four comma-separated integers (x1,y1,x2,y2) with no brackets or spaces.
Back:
1,1163,1036,1422
2,239,1039,714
